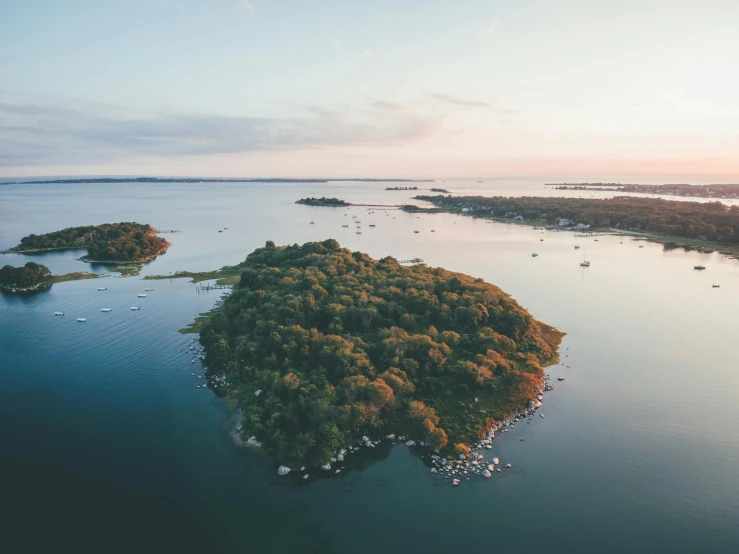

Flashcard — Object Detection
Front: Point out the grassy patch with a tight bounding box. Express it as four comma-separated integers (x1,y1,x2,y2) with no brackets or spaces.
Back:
108,264,143,277
178,313,211,334
145,265,244,285
49,272,103,284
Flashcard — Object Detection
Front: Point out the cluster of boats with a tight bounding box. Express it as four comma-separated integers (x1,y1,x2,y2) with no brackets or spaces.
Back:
55,286,153,320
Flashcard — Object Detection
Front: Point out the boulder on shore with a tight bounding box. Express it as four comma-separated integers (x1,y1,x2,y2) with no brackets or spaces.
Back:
482,469,492,478
321,463,332,471
405,440,416,447
492,457,500,465
277,465,291,476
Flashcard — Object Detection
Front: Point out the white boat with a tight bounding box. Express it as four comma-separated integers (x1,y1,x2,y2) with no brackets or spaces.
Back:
54,311,64,316
101,308,112,312
144,288,154,291
131,306,140,311
77,318,87,322
97,287,107,291
137,293,147,297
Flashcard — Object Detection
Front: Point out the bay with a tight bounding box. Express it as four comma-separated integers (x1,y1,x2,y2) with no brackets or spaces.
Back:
1,180,738,553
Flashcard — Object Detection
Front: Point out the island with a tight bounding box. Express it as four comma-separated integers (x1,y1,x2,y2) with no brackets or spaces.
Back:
430,188,450,193
547,183,739,199
2,177,433,185
414,195,739,253
6,222,170,263
196,240,563,468
295,197,351,207
0,262,99,293
386,186,418,191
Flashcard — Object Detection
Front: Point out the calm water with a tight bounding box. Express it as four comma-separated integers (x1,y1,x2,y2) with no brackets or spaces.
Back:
1,180,738,554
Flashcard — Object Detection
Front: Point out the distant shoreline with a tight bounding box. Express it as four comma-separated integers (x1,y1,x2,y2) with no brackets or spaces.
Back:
1,177,434,185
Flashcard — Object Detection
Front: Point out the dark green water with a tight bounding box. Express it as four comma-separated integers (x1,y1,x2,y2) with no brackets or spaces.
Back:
1,181,738,553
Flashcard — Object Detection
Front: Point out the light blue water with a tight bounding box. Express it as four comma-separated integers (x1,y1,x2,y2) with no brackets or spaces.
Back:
1,180,738,553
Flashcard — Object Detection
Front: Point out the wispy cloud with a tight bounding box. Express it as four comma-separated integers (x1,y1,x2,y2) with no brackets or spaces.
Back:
237,0,255,14
0,100,438,166
430,93,490,108
479,19,501,39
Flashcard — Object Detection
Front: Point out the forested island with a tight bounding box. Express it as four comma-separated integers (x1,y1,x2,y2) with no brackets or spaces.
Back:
430,188,450,193
0,262,99,293
386,186,418,191
295,197,351,207
7,222,170,263
548,183,739,199
198,240,562,467
414,195,739,248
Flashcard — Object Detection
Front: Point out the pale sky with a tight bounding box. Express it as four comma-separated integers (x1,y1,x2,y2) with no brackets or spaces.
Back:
1,0,738,180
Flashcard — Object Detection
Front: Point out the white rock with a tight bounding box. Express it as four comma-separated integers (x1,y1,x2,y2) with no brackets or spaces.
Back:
335,469,341,474
300,466,306,471
482,470,492,478
337,453,344,462
277,465,291,476
488,464,495,471
330,457,337,463
505,463,512,468
431,468,438,473
321,463,332,471
492,457,499,465
405,440,416,447
254,389,263,397
362,435,370,442
303,474,309,480
386,434,396,440
246,436,263,448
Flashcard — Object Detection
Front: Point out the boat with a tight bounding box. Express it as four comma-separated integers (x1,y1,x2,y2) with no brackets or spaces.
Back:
694,265,706,270
532,253,538,257
54,311,64,316
356,231,362,235
131,306,140,311
101,308,112,312
310,221,315,225
431,230,435,232
414,230,419,234
77,318,87,322
97,287,107,291
369,224,375,227
144,288,154,291
580,261,590,267
342,224,349,228
712,285,720,288
574,245,580,249
137,293,147,297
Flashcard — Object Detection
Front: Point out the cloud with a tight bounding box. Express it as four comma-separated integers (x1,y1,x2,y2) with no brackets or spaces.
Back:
479,19,501,39
0,100,438,166
237,0,255,14
430,93,490,108
362,50,374,59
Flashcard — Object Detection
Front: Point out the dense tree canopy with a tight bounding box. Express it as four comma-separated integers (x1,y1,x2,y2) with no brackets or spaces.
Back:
415,195,739,243
200,240,562,465
0,262,51,288
295,197,350,207
12,222,169,262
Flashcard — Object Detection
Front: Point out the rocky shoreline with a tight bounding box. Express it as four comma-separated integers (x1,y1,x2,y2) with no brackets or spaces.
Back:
229,375,555,486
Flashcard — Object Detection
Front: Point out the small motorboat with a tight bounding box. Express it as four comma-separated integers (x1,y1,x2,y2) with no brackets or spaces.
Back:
356,231,362,235
101,308,112,312
97,287,107,291
144,288,154,291
574,245,580,249
54,311,64,316
414,230,419,234
712,285,720,288
431,230,435,232
137,293,147,297
131,306,140,311
694,265,706,270
342,224,349,228
532,253,538,257
310,221,315,225
580,261,591,267
369,224,376,227
77,318,87,322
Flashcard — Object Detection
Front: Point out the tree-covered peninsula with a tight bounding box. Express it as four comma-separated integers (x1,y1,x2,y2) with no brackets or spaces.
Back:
0,262,99,293
415,195,739,247
9,222,170,263
199,240,563,466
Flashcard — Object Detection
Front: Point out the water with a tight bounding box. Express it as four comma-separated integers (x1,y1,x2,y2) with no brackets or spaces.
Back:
1,180,738,553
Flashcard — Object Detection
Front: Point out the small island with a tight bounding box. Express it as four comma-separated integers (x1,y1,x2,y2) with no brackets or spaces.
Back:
295,197,351,207
386,186,418,191
0,262,99,293
7,222,170,263
197,240,563,468
430,188,450,193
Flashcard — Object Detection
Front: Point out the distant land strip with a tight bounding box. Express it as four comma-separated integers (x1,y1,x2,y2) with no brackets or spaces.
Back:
1,177,433,185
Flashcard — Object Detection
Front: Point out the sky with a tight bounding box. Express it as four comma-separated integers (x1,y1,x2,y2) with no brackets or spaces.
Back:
1,0,738,180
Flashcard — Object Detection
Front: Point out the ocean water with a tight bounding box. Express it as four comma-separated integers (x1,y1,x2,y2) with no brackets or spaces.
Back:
1,180,738,553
